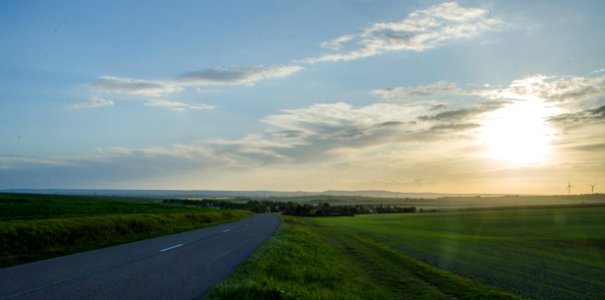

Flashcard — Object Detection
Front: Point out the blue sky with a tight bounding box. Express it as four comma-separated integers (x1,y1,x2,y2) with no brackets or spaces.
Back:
1,1,604,193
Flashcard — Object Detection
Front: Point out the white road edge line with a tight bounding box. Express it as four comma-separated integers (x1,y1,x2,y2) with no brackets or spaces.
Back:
222,229,231,232
160,244,184,252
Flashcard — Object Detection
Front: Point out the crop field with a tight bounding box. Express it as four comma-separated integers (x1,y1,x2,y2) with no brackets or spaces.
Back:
0,193,252,267
208,205,604,299
264,194,605,210
315,206,605,299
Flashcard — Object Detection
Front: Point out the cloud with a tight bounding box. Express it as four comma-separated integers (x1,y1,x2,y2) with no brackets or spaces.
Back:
144,99,215,111
231,72,601,168
210,102,448,165
218,73,587,166
430,104,448,111
485,74,605,103
393,72,605,138
375,121,404,128
90,76,182,96
233,72,605,165
592,68,605,74
430,122,480,132
593,105,605,117
475,73,605,131
178,65,303,86
67,96,114,110
205,102,420,165
16,71,605,191
91,65,302,97
263,102,416,137
303,2,504,63
272,130,307,139
209,134,295,165
0,155,76,169
569,143,605,152
419,101,507,121
83,65,303,111
373,81,478,104
548,105,605,125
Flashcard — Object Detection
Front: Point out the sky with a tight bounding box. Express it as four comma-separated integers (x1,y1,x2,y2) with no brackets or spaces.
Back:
1,0,604,194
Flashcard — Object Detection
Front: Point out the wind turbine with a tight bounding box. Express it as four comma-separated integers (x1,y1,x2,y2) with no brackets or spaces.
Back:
566,181,574,196
588,183,597,194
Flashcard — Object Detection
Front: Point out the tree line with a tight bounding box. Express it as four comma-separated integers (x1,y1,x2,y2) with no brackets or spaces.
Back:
163,198,416,216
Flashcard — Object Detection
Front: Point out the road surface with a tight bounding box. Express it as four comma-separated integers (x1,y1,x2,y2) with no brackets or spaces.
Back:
0,214,280,300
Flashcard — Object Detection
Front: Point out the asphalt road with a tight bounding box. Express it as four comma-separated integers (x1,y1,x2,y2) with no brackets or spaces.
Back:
0,214,280,300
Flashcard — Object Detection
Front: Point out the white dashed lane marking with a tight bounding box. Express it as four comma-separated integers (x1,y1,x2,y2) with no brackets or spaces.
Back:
160,244,184,252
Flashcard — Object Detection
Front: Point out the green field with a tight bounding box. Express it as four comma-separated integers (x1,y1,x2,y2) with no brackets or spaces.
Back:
0,193,252,268
261,194,605,210
208,206,605,299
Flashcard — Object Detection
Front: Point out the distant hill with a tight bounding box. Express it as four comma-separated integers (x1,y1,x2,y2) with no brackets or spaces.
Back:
1,188,505,199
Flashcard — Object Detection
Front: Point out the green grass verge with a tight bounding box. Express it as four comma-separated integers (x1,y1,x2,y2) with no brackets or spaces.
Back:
205,216,523,300
0,193,252,268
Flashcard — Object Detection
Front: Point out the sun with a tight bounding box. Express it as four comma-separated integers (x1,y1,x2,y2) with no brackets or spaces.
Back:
480,99,557,165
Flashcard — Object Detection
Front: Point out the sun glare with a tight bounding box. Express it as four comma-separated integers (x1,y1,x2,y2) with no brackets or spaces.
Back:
481,99,558,165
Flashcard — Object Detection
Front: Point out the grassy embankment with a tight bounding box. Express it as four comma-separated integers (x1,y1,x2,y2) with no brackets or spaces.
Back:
0,193,252,268
208,206,605,299
206,216,523,300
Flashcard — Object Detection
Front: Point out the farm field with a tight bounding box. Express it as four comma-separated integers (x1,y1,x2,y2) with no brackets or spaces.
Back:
263,194,605,210
0,193,252,268
208,206,605,299
315,206,605,299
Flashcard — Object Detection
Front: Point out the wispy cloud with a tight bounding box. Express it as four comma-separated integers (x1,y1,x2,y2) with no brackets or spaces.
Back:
178,65,303,86
209,102,429,165
474,73,605,134
84,65,303,111
303,2,504,63
569,143,605,152
430,122,480,132
144,99,215,111
91,65,303,97
90,76,182,96
429,104,448,111
549,105,605,126
67,96,114,110
263,102,414,137
373,81,480,106
419,101,507,121
0,155,77,169
486,74,605,103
